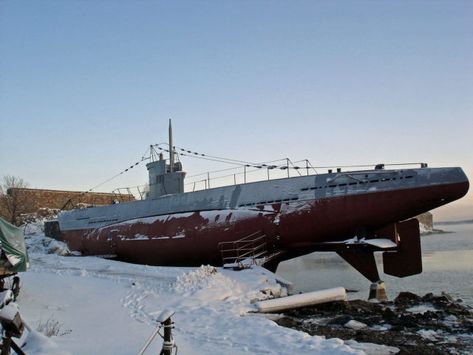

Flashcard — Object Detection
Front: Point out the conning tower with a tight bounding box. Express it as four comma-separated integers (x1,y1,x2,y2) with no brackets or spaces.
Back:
146,120,186,199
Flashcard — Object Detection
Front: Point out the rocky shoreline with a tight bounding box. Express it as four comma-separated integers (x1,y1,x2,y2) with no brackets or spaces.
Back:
275,292,473,354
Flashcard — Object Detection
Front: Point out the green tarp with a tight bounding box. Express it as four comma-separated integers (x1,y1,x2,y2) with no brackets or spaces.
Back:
0,217,29,273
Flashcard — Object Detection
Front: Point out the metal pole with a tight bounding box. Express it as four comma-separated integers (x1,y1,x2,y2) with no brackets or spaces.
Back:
1,336,11,355
306,160,309,176
207,172,210,189
267,168,270,180
169,119,174,173
234,174,236,185
244,166,247,183
137,186,143,200
287,159,290,178
160,318,174,355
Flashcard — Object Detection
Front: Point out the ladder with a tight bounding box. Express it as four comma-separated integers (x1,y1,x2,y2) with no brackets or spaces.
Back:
218,231,281,270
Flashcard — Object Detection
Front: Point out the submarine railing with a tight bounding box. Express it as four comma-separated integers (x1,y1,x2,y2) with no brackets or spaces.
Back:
111,185,147,201
107,162,428,200
185,162,428,193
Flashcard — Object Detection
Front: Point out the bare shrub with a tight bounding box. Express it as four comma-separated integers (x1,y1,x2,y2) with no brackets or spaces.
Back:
0,175,31,225
36,318,72,337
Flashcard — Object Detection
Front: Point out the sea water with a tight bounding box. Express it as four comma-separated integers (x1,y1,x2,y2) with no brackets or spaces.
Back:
277,222,473,305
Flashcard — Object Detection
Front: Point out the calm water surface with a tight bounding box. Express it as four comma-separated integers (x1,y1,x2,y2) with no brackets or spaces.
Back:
277,223,473,305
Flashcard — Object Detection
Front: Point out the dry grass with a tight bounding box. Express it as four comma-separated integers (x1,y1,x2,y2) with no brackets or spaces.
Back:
36,318,71,337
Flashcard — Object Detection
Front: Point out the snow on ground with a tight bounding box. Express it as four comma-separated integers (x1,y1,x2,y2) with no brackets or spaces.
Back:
13,225,379,354
23,219,70,256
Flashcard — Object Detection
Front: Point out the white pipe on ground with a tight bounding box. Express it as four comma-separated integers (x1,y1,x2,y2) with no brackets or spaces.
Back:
255,287,347,313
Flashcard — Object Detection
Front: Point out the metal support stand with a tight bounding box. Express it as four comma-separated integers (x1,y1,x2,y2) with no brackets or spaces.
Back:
0,336,10,355
368,280,388,301
160,317,174,355
138,309,177,355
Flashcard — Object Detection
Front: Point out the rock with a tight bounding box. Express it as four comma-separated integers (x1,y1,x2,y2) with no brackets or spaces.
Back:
344,320,367,330
328,316,352,326
382,307,397,320
394,291,421,306
275,291,473,354
417,329,438,341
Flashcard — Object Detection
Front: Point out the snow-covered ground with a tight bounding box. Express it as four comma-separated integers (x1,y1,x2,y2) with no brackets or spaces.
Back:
11,226,398,354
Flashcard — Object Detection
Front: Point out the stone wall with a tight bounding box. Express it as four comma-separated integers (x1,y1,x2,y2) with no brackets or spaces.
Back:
0,188,135,223
9,188,135,210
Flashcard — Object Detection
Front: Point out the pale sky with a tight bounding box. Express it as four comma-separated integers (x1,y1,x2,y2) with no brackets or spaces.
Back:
1,1,472,221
